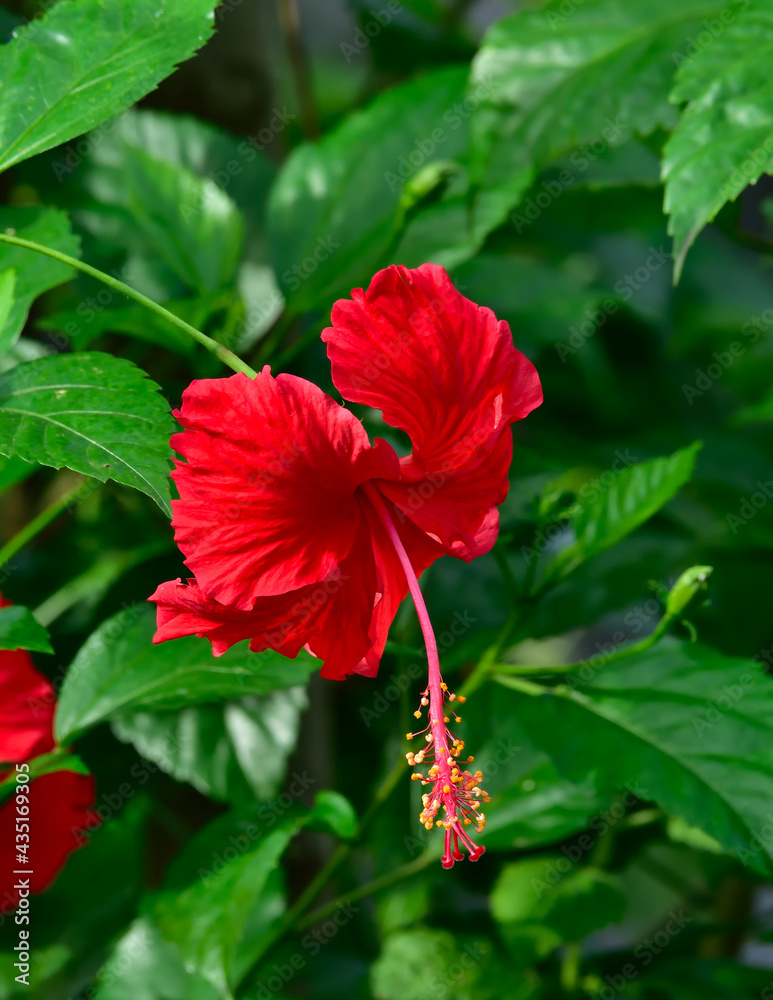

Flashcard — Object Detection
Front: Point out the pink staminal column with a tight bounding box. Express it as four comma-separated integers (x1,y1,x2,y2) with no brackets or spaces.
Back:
364,484,488,868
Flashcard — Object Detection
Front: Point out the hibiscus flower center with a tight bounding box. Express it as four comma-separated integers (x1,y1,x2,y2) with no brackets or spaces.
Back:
363,483,488,868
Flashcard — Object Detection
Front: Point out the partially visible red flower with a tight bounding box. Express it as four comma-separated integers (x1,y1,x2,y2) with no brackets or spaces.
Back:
150,263,542,867
0,594,97,912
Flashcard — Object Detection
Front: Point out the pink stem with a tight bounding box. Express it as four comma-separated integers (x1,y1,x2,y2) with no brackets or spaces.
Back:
363,483,483,867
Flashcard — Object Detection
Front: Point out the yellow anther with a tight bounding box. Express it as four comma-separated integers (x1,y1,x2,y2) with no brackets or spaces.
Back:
443,716,450,723
406,733,413,740
443,785,451,794
467,756,474,762
457,696,467,704
413,710,422,718
440,682,447,691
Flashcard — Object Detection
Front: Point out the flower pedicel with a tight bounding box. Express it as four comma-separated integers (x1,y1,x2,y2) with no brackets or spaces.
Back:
150,263,542,867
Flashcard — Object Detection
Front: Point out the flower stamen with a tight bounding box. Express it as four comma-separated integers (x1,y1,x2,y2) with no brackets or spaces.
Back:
364,483,487,869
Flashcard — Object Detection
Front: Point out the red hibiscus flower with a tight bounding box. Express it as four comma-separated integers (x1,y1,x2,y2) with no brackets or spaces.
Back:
150,263,542,867
0,595,97,912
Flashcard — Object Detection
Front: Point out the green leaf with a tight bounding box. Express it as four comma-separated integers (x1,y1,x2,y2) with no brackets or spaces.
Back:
266,65,470,313
0,351,175,515
391,162,534,272
462,684,608,852
500,639,773,875
553,136,661,190
0,268,14,338
0,206,79,357
471,0,722,164
94,918,220,1000
370,928,535,1000
55,605,317,743
111,688,308,803
491,861,626,941
38,295,218,358
0,451,33,493
663,1,773,280
370,928,480,1000
0,0,214,173
151,793,351,996
0,603,52,652
63,109,279,345
543,442,701,581
308,788,358,840
122,144,244,295
451,253,605,349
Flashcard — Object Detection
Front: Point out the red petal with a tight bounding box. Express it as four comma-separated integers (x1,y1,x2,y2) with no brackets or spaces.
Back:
150,494,444,681
0,647,55,764
322,264,542,555
150,516,379,678
350,496,444,678
170,367,398,609
0,772,97,911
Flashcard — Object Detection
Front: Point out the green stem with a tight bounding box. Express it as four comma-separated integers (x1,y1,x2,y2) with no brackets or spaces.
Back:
238,756,407,988
493,612,677,678
459,605,520,698
283,756,406,924
491,674,547,697
491,539,519,606
0,232,257,378
33,541,170,627
277,0,319,139
560,941,582,994
0,478,91,568
296,849,437,931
